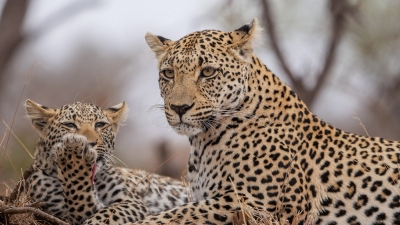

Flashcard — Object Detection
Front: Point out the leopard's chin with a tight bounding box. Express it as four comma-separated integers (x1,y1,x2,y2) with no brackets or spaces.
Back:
172,123,203,137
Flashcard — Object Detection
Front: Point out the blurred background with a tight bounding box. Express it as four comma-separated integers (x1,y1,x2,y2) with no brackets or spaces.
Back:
0,0,399,195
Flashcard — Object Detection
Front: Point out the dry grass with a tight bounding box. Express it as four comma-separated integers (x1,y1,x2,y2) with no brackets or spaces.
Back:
0,187,46,225
0,173,69,225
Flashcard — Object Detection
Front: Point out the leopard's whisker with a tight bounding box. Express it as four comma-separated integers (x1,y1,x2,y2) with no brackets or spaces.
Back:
148,104,165,113
110,154,128,167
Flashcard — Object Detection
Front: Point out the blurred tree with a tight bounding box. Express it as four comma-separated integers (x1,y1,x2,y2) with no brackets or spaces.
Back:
261,0,356,108
0,0,98,91
0,0,27,85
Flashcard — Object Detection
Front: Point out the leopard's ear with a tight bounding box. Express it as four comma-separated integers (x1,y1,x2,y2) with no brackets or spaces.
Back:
145,32,174,60
103,102,129,132
25,99,56,136
228,18,262,63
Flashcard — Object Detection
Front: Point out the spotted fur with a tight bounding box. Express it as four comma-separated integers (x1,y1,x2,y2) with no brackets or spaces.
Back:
139,19,400,225
25,100,188,225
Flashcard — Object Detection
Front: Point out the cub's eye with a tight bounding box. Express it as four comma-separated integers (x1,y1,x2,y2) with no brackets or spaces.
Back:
201,67,217,78
62,122,77,129
95,122,107,129
161,69,175,79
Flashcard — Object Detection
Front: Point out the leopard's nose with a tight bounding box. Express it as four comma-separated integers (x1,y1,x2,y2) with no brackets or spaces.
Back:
170,103,194,117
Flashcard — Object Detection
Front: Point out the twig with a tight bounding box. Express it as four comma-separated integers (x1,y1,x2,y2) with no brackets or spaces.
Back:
351,110,369,136
1,206,68,225
0,116,33,159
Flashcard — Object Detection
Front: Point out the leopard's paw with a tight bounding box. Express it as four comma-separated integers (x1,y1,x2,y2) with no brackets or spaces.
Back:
63,133,88,155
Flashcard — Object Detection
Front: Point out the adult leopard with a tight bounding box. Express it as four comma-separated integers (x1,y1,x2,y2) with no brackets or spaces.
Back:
24,100,188,225
137,18,400,225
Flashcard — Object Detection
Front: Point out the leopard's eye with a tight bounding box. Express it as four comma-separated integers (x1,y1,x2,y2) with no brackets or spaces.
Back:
95,122,107,129
161,69,175,79
201,67,216,78
62,122,77,129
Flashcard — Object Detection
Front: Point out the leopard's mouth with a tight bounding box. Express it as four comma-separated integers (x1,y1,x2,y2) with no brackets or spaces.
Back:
172,122,203,137
95,155,107,168
91,154,107,184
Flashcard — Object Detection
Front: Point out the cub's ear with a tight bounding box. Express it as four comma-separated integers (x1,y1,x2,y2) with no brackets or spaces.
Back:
104,102,129,132
228,18,261,62
145,32,174,60
25,99,56,136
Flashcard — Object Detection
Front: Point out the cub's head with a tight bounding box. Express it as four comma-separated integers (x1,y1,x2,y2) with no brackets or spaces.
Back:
25,99,128,157
146,19,260,137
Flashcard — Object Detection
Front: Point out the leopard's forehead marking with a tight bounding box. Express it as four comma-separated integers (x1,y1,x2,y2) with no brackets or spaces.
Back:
164,32,202,73
59,102,105,122
162,30,229,74
172,30,229,53
176,31,201,54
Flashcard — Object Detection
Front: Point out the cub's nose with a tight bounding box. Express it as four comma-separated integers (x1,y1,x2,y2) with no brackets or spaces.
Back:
170,104,194,117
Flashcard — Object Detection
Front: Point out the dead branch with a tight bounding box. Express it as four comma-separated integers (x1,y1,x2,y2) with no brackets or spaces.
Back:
260,0,353,107
310,0,350,105
1,206,69,225
260,0,299,84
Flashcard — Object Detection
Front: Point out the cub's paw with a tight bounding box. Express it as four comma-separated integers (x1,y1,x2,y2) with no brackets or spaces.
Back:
53,134,98,183
63,133,88,155
61,134,97,165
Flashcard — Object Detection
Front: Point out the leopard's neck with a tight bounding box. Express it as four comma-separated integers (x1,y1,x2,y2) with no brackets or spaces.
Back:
188,55,349,179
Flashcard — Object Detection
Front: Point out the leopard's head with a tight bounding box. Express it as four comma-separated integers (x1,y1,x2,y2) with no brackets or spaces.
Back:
145,19,260,137
26,99,128,162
